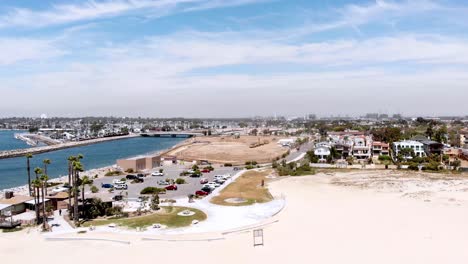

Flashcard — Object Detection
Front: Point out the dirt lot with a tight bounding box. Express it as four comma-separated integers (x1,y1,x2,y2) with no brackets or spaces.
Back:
166,136,289,165
210,169,274,206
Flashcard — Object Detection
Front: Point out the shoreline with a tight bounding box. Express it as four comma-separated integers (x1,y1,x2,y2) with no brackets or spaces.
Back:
0,133,139,159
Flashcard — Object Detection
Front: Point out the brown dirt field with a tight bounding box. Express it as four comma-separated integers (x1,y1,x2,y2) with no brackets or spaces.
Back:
210,169,274,206
166,136,289,165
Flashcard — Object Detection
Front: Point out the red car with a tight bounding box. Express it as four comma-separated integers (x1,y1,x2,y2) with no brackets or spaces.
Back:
200,178,208,184
195,190,209,196
165,184,178,191
201,169,211,173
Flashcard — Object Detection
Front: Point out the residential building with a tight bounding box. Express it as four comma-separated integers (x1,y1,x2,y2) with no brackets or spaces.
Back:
372,141,390,156
314,146,330,162
392,140,426,158
420,140,444,156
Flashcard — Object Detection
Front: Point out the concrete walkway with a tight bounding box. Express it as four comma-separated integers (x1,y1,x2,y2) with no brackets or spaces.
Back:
45,210,74,235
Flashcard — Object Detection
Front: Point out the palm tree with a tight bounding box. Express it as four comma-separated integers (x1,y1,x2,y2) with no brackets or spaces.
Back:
39,174,49,230
42,159,51,195
31,178,41,225
33,167,43,224
26,154,33,196
67,156,75,214
72,159,84,224
80,175,93,218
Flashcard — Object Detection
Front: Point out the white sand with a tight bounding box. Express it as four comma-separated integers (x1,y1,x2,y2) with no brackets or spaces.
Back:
2,171,468,264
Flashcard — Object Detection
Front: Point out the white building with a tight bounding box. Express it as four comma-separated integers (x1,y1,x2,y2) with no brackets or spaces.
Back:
314,146,331,162
278,138,295,147
392,140,426,158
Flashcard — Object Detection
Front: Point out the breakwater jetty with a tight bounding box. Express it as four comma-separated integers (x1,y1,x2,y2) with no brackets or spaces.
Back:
0,134,138,159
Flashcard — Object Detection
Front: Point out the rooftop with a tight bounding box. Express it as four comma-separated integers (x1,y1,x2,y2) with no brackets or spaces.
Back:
0,195,34,205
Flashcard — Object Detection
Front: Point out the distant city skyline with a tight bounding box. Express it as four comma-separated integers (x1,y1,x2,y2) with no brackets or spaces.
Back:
1,0,468,117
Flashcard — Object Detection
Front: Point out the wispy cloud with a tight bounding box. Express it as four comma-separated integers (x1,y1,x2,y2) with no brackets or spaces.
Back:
0,0,267,28
0,38,64,65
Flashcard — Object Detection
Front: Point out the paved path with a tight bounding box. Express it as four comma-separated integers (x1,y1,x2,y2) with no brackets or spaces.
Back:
46,210,74,235
285,141,314,163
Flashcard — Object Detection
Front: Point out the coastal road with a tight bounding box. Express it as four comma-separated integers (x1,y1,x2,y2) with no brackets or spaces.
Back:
285,141,314,163
87,165,236,200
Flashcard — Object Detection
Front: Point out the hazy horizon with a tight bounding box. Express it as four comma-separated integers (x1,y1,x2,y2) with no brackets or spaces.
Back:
1,0,468,117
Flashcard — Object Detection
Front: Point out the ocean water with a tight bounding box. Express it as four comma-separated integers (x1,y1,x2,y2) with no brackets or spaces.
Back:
0,130,30,151
0,135,184,190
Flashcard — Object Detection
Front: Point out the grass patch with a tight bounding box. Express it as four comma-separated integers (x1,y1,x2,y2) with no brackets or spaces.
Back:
82,206,206,229
2,227,23,233
210,170,273,206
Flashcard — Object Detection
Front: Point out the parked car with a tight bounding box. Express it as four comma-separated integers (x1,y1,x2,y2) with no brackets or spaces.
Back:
114,183,128,190
137,173,145,178
126,174,137,180
190,173,201,178
207,181,220,188
201,186,213,193
165,184,178,191
112,179,125,185
101,183,114,188
187,169,195,174
214,175,227,180
195,190,209,196
158,180,169,185
201,169,211,173
214,178,225,184
112,195,123,201
151,171,164,176
233,167,241,171
133,178,144,183
200,178,208,184
203,184,215,191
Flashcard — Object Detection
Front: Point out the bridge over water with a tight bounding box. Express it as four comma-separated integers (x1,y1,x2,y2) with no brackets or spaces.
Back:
140,131,205,138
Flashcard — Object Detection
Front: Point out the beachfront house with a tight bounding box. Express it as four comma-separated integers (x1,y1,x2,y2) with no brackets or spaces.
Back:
419,140,444,156
372,141,390,156
351,136,372,160
392,140,426,158
314,145,331,162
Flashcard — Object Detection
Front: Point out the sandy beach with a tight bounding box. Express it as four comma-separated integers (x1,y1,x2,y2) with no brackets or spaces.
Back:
2,170,468,264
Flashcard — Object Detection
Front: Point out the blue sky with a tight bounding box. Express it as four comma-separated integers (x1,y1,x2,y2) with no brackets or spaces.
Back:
0,0,467,117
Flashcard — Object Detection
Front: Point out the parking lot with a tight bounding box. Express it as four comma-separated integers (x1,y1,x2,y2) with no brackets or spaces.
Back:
86,164,237,201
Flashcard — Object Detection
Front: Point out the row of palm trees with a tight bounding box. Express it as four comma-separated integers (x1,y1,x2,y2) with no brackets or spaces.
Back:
26,153,90,226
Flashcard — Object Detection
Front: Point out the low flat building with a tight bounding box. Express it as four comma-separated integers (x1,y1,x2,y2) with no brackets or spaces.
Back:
117,155,161,172
0,194,34,215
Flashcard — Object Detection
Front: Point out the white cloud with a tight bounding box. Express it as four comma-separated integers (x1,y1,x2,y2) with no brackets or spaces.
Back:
0,38,63,65
0,0,267,28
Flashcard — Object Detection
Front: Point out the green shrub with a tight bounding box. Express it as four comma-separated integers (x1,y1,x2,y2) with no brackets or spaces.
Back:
223,163,233,167
140,187,165,195
104,171,121,176
407,162,419,171
125,168,134,173
378,155,392,161
90,185,99,193
245,165,254,170
175,178,186,184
